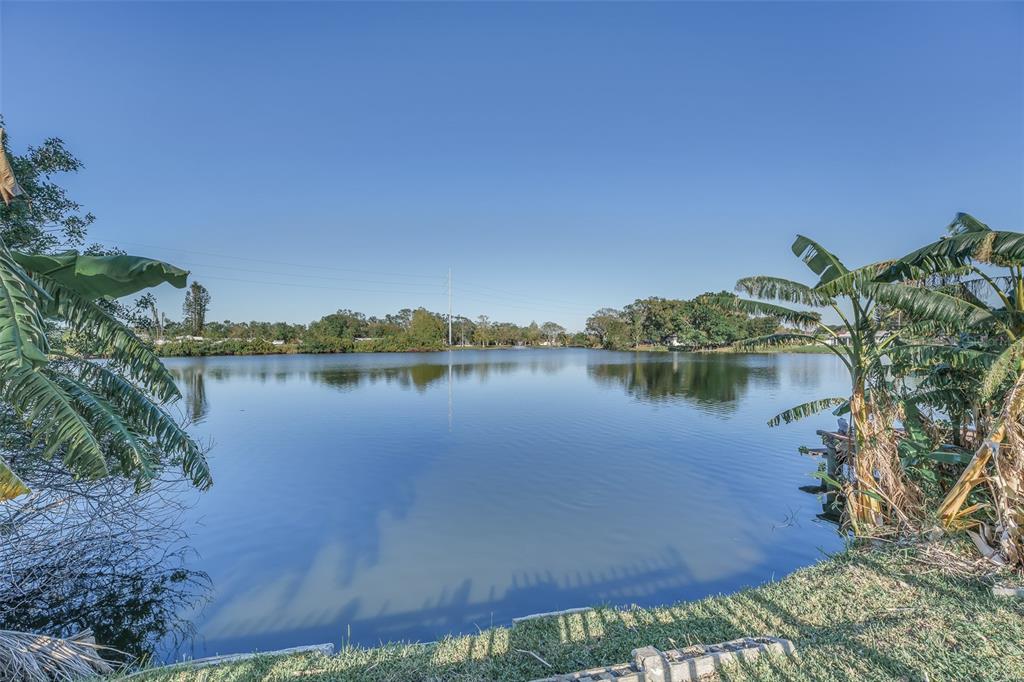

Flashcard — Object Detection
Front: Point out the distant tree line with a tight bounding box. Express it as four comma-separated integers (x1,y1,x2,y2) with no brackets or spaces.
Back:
142,290,787,356
148,306,579,356
586,292,785,350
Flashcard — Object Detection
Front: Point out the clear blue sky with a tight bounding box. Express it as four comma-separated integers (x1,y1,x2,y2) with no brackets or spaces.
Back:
2,1,1022,330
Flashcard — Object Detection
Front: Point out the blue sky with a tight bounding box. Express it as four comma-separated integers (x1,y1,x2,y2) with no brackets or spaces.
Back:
2,1,1021,330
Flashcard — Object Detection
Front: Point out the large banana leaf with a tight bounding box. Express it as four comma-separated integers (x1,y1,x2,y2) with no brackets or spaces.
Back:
73,359,212,490
768,397,847,427
813,260,896,298
980,336,1024,402
54,373,155,481
0,366,108,480
732,332,824,349
39,278,180,402
713,296,822,328
948,212,991,234
735,276,833,307
887,344,996,372
792,235,848,286
877,213,1024,275
12,251,188,299
0,244,51,370
866,282,994,328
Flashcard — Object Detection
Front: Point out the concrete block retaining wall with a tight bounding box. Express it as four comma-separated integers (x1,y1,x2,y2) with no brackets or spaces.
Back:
529,636,797,682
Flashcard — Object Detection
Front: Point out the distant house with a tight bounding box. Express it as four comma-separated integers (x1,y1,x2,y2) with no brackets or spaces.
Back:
826,330,851,346
154,335,204,345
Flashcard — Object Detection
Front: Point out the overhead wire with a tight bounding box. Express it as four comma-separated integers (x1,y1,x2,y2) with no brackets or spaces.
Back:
93,236,597,321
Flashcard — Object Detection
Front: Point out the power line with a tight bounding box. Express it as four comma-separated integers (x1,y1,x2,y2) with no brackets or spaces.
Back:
167,259,446,289
456,293,592,316
456,289,596,315
458,280,594,308
95,235,597,309
175,258,592,314
96,236,598,320
194,274,447,298
89,236,443,280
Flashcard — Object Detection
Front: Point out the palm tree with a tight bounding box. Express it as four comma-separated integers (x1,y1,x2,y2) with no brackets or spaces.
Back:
0,244,211,501
729,236,986,530
868,214,1024,529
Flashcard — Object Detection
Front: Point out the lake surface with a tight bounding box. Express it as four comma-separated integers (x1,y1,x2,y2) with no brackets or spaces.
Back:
165,349,848,658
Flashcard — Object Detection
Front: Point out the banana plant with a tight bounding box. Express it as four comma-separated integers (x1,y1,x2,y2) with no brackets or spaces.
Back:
728,235,987,529
869,214,1024,526
0,242,211,501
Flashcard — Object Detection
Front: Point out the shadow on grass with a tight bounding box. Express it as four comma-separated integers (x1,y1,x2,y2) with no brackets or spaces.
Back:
146,548,1019,682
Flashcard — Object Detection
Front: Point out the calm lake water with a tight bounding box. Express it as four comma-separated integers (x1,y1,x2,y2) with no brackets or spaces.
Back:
164,349,848,657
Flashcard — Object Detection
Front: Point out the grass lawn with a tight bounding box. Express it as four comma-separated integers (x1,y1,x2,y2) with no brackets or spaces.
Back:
130,541,1024,682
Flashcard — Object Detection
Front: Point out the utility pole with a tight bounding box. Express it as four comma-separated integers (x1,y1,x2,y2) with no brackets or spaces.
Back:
448,267,453,347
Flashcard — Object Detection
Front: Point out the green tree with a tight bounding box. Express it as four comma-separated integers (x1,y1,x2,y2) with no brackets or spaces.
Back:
309,309,367,342
0,128,93,251
474,315,492,346
405,308,445,349
135,293,164,341
586,308,627,348
541,321,565,345
182,281,211,336
525,321,542,345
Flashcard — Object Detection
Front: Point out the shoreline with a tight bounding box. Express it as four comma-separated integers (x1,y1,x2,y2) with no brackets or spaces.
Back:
129,541,1024,681
154,344,833,359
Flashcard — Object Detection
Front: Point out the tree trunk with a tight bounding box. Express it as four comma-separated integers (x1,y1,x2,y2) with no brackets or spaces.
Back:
848,377,883,529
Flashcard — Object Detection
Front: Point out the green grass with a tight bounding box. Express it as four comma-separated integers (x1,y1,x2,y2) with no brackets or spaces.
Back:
129,541,1024,681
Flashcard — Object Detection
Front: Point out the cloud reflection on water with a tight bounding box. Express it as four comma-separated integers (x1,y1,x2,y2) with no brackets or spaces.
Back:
163,350,845,656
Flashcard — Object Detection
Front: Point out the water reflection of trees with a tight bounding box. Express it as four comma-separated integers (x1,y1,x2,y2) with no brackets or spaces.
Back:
166,352,787,419
167,365,210,423
0,430,209,664
315,364,452,392
588,354,778,409
166,354,575,397
315,361,559,391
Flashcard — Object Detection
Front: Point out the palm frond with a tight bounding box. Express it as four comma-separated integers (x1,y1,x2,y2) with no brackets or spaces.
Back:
732,332,824,349
724,297,822,328
791,235,848,285
768,397,847,427
948,212,991,235
73,360,212,489
879,222,1024,275
0,629,115,682
735,276,832,307
0,243,51,371
887,343,996,371
37,277,180,402
906,386,968,409
0,367,107,479
979,336,1024,403
867,282,994,328
813,260,896,298
53,372,155,481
